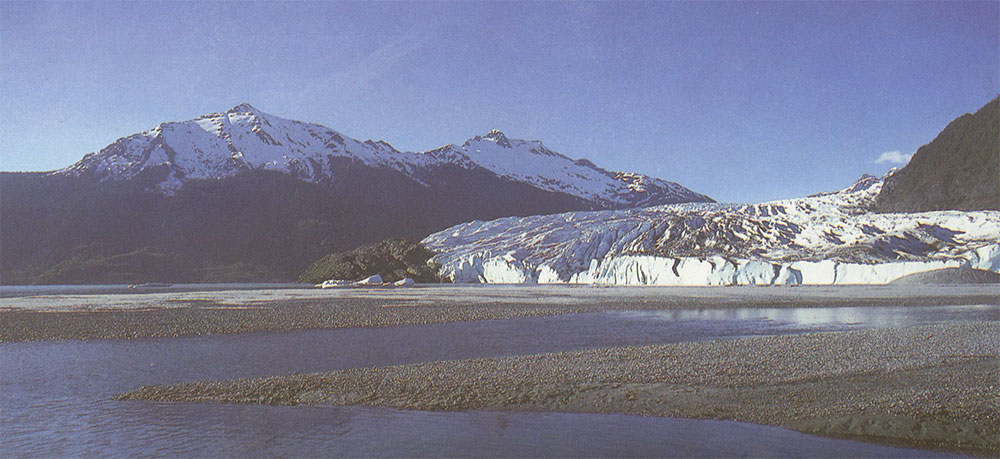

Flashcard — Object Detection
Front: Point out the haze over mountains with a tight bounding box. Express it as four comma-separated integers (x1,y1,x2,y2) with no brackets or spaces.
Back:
0,104,711,284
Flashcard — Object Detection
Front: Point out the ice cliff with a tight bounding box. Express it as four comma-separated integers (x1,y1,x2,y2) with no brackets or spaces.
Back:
423,175,1000,285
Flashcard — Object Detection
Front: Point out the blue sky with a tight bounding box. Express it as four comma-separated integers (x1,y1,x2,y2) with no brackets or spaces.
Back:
1,1,997,203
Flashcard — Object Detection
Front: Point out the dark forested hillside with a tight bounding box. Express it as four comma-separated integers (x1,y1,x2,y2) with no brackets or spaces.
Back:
2,103,720,285
875,96,1000,213
0,165,593,284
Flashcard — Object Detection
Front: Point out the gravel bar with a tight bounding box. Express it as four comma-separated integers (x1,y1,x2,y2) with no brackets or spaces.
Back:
118,322,1000,455
2,284,998,342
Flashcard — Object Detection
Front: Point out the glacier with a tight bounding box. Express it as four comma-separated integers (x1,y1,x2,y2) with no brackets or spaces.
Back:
423,174,1000,285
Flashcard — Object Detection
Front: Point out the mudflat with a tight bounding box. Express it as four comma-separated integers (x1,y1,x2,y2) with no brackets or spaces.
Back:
119,322,1000,455
2,284,998,342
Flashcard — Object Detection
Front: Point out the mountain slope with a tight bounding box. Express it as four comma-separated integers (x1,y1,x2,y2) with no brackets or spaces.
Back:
423,174,1000,285
875,96,1000,212
2,104,711,284
1,165,596,284
62,103,712,207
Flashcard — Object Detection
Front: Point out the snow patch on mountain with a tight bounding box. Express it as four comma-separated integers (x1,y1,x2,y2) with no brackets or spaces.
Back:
423,174,1000,285
60,104,711,207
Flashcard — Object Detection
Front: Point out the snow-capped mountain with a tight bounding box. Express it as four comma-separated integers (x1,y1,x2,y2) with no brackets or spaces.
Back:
3,103,712,284
62,103,712,208
422,173,1000,285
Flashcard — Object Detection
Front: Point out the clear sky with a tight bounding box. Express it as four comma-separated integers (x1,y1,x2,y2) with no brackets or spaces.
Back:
1,1,997,203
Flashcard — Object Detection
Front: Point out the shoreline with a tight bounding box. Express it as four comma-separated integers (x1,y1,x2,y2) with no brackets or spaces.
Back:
2,284,998,342
118,322,1000,455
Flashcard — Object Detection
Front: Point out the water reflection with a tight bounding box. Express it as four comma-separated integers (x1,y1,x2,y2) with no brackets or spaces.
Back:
614,304,999,329
0,283,305,298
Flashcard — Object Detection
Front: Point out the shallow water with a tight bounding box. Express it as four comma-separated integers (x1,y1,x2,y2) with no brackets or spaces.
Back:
5,282,998,312
4,305,990,457
0,282,305,298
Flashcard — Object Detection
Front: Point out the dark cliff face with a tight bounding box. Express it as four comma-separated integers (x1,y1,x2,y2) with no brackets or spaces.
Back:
875,96,1000,213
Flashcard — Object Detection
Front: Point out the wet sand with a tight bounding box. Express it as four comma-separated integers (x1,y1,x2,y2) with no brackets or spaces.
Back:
2,284,998,342
119,322,1000,455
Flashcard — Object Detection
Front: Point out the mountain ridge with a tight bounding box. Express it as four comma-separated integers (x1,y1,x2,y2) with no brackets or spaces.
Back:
1,104,711,284
59,103,713,208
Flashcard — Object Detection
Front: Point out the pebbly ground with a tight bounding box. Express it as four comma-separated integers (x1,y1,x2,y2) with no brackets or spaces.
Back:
5,285,999,453
2,284,998,342
118,322,1000,455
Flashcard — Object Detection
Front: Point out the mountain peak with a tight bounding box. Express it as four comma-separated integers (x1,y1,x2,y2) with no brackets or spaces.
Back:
478,129,511,148
483,129,506,139
228,103,262,115
60,107,711,207
843,173,881,194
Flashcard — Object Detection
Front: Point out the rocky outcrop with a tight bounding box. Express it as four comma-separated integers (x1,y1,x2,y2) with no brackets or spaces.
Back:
889,267,1000,285
299,238,442,284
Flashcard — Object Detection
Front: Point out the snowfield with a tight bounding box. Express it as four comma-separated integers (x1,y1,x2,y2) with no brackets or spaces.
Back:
423,175,1000,285
61,104,711,207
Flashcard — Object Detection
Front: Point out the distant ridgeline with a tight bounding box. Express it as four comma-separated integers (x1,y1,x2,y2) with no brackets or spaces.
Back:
0,104,711,284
